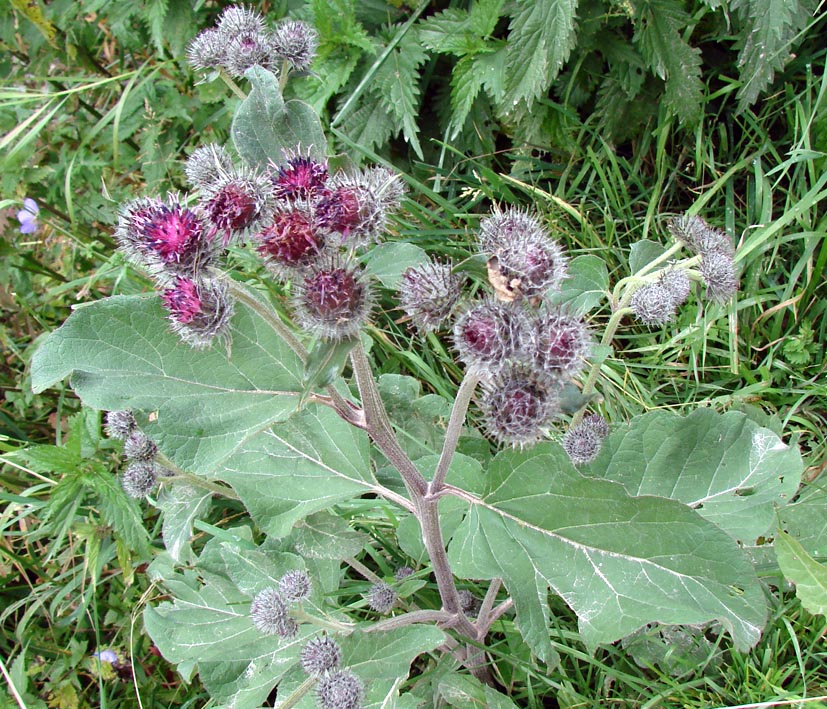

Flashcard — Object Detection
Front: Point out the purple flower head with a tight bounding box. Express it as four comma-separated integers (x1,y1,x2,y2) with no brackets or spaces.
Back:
271,154,329,201
452,300,529,375
478,206,545,253
399,259,464,333
162,277,203,324
201,170,274,244
314,186,362,237
528,308,591,381
161,277,235,349
256,207,323,275
316,668,365,709
300,636,342,676
17,198,40,234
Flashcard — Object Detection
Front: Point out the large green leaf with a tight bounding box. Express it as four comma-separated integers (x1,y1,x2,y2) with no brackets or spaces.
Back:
778,491,827,558
775,531,827,616
30,292,304,473
585,409,802,544
156,484,212,562
232,66,327,170
448,443,767,661
216,404,376,539
548,254,609,314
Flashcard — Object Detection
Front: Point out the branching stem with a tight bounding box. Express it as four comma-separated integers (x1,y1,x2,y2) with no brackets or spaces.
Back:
430,373,479,493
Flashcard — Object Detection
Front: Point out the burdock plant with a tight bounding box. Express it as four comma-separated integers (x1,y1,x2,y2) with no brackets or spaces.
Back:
30,6,810,708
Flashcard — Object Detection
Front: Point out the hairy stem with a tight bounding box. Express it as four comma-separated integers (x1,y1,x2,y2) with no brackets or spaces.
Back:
156,455,240,500
276,676,317,709
364,610,455,633
430,373,479,493
218,68,248,100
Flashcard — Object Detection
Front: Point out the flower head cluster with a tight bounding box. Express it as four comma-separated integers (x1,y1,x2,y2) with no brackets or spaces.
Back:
250,570,312,639
562,414,610,465
187,6,318,78
104,410,164,499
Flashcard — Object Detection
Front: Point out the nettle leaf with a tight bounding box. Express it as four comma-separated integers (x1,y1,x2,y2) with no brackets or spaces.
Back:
450,55,486,136
156,484,212,562
632,0,703,125
30,292,304,473
374,30,428,159
340,95,396,156
775,531,827,616
548,254,609,314
216,404,374,539
731,0,813,112
585,409,803,544
232,66,327,170
503,0,578,107
448,443,767,661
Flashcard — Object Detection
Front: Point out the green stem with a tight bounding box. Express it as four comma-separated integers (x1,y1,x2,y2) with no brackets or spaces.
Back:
219,68,248,100
278,59,291,93
292,608,354,634
431,373,479,493
156,455,240,500
276,676,317,709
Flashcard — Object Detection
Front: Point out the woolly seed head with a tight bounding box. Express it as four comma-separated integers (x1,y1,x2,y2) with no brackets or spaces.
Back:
272,154,329,201
185,144,234,191
366,582,397,614
699,251,738,303
279,570,312,602
478,206,546,253
123,431,157,462
480,368,559,447
300,636,341,676
270,20,318,72
162,277,235,349
528,309,591,381
187,28,226,72
658,267,691,307
630,282,677,327
250,588,296,637
452,300,528,375
201,169,274,244
399,259,464,333
668,215,734,257
121,461,159,498
256,207,323,275
105,410,136,440
315,668,365,709
563,414,610,465
293,259,373,341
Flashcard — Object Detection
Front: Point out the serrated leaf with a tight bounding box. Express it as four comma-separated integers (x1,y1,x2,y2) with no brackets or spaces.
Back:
88,467,152,555
362,242,429,289
450,55,486,136
156,484,212,562
585,409,802,544
144,0,168,56
340,95,396,156
732,0,812,112
632,0,703,125
503,0,578,107
232,67,326,170
293,511,371,560
31,291,304,474
217,404,374,539
448,443,767,661
628,239,668,274
548,254,609,314
775,531,827,616
373,31,428,158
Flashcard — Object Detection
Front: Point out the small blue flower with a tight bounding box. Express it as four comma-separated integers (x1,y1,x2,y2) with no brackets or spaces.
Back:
17,198,39,234
95,649,118,664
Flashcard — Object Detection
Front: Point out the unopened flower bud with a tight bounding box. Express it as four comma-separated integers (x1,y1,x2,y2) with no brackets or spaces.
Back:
216,5,266,36
658,267,691,307
366,582,397,613
393,566,414,580
488,231,567,300
123,431,158,462
293,260,373,341
315,668,365,709
270,20,318,72
480,368,559,447
279,570,312,602
300,636,341,675
250,588,295,637
187,28,226,72
563,414,610,465
630,282,677,327
668,215,734,257
699,251,738,303
223,30,274,78
399,259,463,333
105,410,136,440
121,460,159,498
185,144,234,191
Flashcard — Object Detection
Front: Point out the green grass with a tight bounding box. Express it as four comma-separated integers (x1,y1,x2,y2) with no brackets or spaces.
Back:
2,1,827,707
